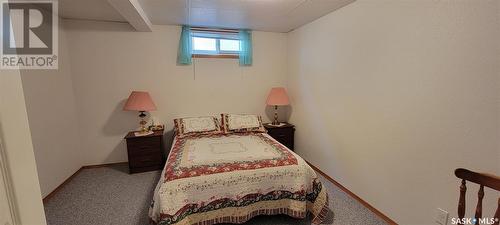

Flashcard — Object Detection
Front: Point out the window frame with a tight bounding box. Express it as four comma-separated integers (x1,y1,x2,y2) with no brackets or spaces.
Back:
191,28,240,59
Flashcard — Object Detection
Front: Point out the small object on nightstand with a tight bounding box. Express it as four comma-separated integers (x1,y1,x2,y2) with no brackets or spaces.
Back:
264,123,295,151
124,129,165,173
134,131,154,136
150,124,164,131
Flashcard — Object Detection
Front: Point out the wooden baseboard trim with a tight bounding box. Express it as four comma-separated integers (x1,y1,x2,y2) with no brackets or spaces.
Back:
305,160,398,225
42,167,84,203
42,162,128,203
82,162,128,169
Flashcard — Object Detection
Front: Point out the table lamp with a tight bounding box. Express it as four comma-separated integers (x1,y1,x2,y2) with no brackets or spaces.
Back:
123,91,157,134
266,87,290,126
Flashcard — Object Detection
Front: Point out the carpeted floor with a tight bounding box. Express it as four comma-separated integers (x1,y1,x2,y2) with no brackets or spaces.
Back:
44,164,387,225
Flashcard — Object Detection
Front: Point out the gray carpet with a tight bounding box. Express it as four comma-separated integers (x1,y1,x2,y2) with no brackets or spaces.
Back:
44,164,387,225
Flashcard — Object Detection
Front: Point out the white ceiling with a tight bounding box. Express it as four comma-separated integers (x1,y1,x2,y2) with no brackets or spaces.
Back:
56,0,126,23
55,0,355,32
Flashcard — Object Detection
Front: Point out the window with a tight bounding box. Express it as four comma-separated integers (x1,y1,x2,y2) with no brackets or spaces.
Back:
191,28,240,58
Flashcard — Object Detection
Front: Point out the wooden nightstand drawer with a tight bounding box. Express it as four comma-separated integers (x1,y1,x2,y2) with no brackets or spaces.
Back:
124,130,165,173
127,137,160,148
273,136,293,149
127,145,160,156
129,153,162,167
268,128,293,138
264,123,295,151
126,137,162,156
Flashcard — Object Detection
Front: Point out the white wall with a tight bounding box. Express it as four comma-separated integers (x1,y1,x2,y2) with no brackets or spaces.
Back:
20,21,82,197
287,0,499,224
64,20,288,165
0,70,47,225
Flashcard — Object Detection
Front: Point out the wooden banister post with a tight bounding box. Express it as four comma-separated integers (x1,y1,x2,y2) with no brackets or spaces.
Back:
474,185,484,225
458,179,467,225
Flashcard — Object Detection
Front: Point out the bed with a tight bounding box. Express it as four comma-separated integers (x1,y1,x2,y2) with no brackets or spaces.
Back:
149,116,329,225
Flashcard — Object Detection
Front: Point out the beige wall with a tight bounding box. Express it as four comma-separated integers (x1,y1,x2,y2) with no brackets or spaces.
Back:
287,0,499,224
20,21,82,197
0,70,47,225
64,20,288,165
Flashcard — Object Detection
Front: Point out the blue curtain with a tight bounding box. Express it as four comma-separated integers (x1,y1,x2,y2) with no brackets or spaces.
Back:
177,25,192,65
239,29,252,66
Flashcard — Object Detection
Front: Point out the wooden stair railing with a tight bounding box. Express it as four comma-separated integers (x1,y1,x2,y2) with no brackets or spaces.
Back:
454,168,500,225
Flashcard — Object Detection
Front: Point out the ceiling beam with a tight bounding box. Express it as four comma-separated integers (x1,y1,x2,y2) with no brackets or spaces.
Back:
108,0,152,32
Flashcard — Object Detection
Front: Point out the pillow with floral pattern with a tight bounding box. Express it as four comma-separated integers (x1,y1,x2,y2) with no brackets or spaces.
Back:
174,116,223,137
220,113,266,134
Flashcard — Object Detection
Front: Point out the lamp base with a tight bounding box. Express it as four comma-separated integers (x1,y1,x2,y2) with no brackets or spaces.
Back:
273,105,280,125
138,111,149,133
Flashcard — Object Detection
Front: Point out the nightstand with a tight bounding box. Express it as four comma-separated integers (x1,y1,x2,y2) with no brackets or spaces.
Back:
124,129,165,173
264,123,295,151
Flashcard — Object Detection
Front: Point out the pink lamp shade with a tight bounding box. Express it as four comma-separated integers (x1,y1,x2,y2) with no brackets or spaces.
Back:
123,91,157,112
266,87,290,106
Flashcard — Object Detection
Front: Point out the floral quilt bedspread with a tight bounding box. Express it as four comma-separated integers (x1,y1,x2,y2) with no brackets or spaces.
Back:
149,133,329,225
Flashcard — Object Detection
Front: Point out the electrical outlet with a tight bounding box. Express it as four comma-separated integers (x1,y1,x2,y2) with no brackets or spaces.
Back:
435,208,449,225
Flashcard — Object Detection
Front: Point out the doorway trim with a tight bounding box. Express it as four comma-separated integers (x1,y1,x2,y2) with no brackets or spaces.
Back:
0,124,20,225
